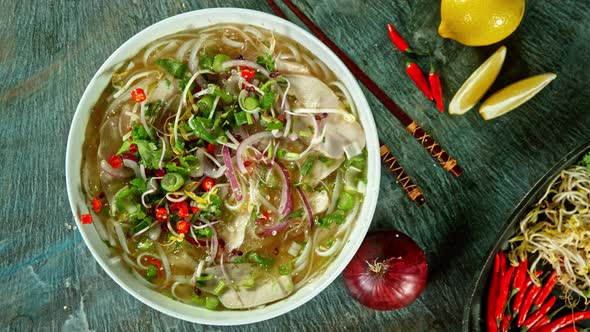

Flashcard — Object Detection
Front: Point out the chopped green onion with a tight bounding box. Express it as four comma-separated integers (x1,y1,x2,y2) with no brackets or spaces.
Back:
212,54,231,72
300,158,313,177
285,152,300,159
199,55,214,71
241,276,255,288
337,192,355,211
191,293,205,305
161,172,184,192
243,97,260,111
146,264,158,280
205,296,219,310
279,263,292,275
299,130,311,137
195,274,213,282
277,149,286,160
197,95,215,114
214,281,226,295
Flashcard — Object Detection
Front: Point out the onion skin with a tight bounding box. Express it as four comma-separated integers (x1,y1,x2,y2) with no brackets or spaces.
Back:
343,231,428,311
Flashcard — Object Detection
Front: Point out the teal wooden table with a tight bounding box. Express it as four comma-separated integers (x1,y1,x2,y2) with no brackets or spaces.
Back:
2,0,589,331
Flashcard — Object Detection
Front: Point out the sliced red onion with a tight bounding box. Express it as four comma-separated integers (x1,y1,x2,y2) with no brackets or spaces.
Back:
276,162,293,217
257,219,291,237
100,160,132,178
297,187,314,228
222,146,243,201
236,131,273,174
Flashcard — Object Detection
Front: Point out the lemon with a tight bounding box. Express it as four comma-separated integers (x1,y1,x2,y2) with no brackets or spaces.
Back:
439,0,525,46
479,73,557,120
449,46,506,115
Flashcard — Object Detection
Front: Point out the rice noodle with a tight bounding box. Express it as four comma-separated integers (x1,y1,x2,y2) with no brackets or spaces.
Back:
155,242,171,283
113,71,157,98
329,81,358,118
136,252,161,269
291,108,355,122
165,192,187,202
189,37,206,73
143,39,179,65
222,35,244,48
113,221,130,254
176,39,196,61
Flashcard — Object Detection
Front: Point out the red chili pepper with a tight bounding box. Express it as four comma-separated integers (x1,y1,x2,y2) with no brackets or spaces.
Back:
523,296,557,329
155,169,166,177
177,205,189,218
500,313,512,332
155,207,168,222
513,257,528,291
406,62,433,100
92,197,103,213
131,88,146,103
386,23,410,53
537,311,590,332
428,69,444,113
176,220,190,234
108,154,123,169
518,283,543,327
495,265,516,322
514,271,542,317
202,177,215,192
534,271,558,308
128,143,138,154
80,213,92,224
487,253,501,332
241,67,256,81
190,206,199,214
206,143,216,154
529,316,550,332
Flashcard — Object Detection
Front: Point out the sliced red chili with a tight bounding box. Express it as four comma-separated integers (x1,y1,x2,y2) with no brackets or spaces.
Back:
190,206,199,214
241,67,256,81
206,143,216,153
128,143,138,154
108,154,123,169
177,206,189,218
176,220,190,234
80,213,92,224
131,88,147,103
144,256,162,275
202,177,215,191
92,197,103,213
155,207,168,222
155,169,166,177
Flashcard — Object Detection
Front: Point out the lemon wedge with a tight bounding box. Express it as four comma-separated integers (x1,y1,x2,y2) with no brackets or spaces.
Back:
439,0,525,46
449,46,507,115
479,73,557,120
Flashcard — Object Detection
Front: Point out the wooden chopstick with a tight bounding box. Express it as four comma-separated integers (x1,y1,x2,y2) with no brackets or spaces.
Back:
266,0,426,206
274,0,463,178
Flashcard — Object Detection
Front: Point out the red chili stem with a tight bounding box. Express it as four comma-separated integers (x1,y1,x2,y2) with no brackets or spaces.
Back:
387,23,410,53
534,271,558,308
406,62,433,100
496,265,516,322
537,311,590,332
487,253,501,332
523,296,557,329
518,283,543,327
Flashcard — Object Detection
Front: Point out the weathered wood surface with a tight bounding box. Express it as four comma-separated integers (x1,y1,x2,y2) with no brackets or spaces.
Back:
1,0,589,331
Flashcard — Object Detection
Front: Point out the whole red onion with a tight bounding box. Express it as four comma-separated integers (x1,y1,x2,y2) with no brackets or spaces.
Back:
343,230,428,310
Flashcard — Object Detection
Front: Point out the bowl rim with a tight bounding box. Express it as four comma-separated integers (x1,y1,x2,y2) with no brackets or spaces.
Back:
66,7,380,326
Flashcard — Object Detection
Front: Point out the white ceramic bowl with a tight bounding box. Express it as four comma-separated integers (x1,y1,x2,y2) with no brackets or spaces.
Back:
66,8,380,326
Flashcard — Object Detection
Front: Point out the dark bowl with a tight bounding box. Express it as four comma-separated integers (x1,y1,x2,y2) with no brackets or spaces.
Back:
462,142,590,332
